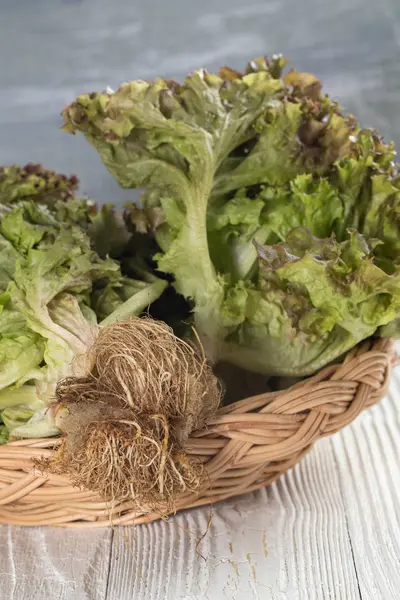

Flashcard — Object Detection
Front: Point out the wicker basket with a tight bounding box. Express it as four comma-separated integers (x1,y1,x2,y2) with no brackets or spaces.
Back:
0,338,395,528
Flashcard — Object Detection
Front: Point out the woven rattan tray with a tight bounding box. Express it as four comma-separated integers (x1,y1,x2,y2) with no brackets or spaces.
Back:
0,337,395,527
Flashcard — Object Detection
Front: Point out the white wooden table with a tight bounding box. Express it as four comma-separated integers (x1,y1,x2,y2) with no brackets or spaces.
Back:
1,364,399,600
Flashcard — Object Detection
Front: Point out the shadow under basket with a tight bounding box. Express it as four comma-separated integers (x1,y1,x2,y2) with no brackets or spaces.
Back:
0,338,396,528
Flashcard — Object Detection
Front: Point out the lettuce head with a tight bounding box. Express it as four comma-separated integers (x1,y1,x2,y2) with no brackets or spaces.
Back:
62,55,400,376
0,165,167,441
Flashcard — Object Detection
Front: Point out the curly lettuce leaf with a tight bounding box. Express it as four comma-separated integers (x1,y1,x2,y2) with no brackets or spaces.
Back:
0,207,51,253
205,128,400,285
219,228,400,375
0,295,45,389
0,163,79,205
0,163,136,260
207,174,344,281
6,226,114,353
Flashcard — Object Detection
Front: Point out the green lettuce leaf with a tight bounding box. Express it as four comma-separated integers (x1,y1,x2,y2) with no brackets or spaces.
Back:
1,407,35,431
0,295,45,389
217,228,400,375
0,384,43,409
0,233,19,292
0,425,9,444
9,407,60,440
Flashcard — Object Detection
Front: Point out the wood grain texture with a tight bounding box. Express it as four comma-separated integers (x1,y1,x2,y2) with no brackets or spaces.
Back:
0,526,111,599
1,364,399,599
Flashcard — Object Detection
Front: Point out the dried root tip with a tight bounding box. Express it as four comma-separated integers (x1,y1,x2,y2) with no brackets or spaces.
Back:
38,318,221,511
39,403,204,510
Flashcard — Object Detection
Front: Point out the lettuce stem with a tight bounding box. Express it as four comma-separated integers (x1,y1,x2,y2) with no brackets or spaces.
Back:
100,278,168,326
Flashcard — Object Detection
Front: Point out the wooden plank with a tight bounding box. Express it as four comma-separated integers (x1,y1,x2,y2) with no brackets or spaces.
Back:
0,525,112,600
105,440,361,599
331,374,400,600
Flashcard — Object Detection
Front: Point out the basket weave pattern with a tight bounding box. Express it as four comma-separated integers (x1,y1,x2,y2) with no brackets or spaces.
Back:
0,338,395,528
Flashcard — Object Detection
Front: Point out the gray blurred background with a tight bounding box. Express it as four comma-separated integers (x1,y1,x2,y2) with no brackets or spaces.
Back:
1,0,399,204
